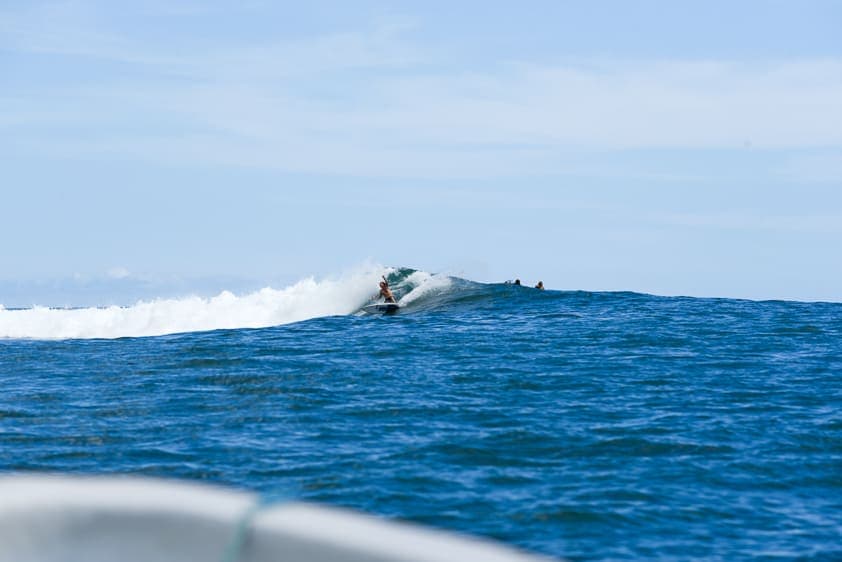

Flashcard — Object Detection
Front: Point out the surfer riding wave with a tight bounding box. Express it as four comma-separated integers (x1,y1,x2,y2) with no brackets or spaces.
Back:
379,277,396,303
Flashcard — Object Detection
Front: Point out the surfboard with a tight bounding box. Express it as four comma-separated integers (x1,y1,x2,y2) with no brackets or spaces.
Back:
363,302,400,314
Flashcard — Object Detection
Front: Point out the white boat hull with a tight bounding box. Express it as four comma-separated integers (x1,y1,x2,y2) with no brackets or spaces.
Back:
0,476,556,562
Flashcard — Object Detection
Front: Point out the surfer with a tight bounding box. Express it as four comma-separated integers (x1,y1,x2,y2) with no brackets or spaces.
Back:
379,277,396,303
535,281,544,290
514,279,521,286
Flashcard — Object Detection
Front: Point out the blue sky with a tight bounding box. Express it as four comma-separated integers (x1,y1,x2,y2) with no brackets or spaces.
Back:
2,1,841,305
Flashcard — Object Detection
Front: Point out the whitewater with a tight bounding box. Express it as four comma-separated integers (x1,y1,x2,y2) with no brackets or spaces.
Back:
0,267,451,340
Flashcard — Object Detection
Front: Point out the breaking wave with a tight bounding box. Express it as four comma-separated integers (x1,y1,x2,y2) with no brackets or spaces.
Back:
0,266,455,340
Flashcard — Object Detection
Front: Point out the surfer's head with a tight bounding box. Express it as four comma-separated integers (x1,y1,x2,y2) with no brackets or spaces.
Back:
379,281,387,288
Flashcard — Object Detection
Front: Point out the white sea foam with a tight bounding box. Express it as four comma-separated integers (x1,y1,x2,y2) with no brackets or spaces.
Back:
0,267,396,340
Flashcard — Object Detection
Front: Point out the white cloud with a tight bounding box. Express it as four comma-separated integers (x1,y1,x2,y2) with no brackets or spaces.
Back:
363,59,842,150
2,3,842,178
655,212,842,234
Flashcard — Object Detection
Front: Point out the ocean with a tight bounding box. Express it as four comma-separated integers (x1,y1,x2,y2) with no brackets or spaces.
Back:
1,267,840,560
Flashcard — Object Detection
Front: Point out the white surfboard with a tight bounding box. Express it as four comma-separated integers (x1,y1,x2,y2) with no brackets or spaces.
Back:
363,302,401,314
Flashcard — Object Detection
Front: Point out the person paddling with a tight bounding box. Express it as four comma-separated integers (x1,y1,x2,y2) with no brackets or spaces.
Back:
379,277,396,303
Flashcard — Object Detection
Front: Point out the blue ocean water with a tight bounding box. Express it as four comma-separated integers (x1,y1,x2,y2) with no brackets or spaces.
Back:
1,270,840,560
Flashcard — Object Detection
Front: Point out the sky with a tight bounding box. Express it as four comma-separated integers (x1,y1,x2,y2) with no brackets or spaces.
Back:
2,0,842,306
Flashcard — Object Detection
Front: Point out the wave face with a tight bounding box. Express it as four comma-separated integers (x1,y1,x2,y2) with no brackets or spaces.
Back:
0,267,455,340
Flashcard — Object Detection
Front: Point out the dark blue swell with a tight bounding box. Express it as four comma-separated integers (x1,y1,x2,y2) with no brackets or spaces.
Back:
1,285,840,560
